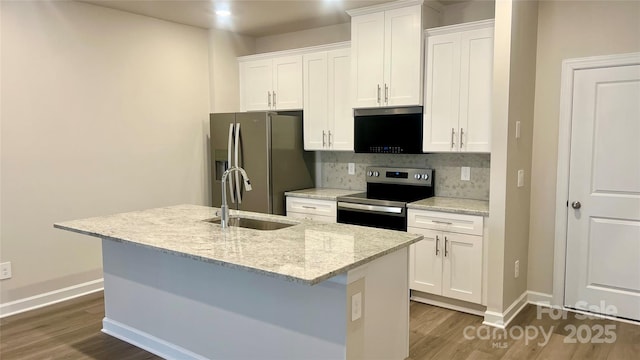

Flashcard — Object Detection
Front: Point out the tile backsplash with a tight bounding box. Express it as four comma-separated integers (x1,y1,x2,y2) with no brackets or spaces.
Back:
317,152,490,201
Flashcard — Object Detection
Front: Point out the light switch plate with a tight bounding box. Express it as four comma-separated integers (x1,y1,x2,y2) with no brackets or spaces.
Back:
517,170,524,187
461,167,470,181
515,121,521,139
348,163,355,175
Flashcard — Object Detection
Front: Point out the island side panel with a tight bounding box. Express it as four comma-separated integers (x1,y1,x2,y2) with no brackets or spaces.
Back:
346,247,410,360
100,239,348,360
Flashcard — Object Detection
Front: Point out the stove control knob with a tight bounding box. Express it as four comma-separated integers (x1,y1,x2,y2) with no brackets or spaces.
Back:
422,174,430,180
367,171,373,177
414,174,422,180
373,171,380,177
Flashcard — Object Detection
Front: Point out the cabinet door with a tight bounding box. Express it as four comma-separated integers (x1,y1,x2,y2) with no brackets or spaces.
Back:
458,27,493,153
351,12,385,108
273,55,303,110
408,227,442,295
423,33,461,152
240,59,273,111
328,49,353,151
303,52,328,150
384,5,423,107
441,232,483,303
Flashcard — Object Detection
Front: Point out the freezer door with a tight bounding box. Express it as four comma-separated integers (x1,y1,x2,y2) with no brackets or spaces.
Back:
210,113,237,208
234,112,271,213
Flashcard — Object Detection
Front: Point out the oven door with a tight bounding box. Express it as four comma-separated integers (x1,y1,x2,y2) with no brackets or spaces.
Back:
337,202,407,231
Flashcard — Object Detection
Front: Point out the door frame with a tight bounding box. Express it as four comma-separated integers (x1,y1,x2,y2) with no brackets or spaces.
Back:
553,52,640,306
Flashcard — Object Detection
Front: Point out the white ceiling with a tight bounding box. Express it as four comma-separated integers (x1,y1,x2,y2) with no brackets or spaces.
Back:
80,0,460,37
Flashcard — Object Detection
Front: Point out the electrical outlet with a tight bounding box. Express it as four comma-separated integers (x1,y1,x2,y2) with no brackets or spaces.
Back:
348,163,355,175
351,292,362,321
461,167,470,181
0,262,12,280
517,170,524,187
515,260,520,278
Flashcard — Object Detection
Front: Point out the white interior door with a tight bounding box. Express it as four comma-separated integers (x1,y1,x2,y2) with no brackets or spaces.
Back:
565,63,640,321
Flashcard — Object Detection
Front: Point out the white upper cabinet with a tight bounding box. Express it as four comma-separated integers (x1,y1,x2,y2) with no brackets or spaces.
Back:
239,55,302,111
349,1,423,108
303,46,352,151
423,20,494,153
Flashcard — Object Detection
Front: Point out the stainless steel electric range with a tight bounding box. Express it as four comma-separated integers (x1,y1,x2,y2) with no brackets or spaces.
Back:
336,166,435,231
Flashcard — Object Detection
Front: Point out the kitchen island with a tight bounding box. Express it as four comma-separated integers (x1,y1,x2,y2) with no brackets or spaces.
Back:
55,204,422,360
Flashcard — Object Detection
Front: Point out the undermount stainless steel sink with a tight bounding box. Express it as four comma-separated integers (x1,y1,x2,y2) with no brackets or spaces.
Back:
205,217,295,231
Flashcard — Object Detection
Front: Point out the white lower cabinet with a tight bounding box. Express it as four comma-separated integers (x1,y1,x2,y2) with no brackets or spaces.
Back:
408,209,483,304
286,197,337,223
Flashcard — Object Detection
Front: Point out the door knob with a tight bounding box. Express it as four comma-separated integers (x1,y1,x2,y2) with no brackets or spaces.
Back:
571,201,581,209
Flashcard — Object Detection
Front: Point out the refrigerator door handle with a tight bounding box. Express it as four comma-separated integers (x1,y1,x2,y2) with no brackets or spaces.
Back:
227,123,236,204
234,123,242,203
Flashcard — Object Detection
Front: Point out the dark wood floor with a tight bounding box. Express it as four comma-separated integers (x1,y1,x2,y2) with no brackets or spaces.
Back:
1,292,638,359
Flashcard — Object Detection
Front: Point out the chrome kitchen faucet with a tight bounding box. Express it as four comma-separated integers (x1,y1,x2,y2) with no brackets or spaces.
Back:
220,166,252,229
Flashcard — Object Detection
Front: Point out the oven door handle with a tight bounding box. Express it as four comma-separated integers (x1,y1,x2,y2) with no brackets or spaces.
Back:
338,202,404,215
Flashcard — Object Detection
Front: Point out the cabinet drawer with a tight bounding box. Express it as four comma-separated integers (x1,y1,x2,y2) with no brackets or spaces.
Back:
286,197,337,217
287,211,335,223
408,210,483,236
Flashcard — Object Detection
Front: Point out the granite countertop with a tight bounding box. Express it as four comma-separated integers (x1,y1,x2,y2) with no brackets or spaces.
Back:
407,197,490,217
54,204,421,285
285,188,362,201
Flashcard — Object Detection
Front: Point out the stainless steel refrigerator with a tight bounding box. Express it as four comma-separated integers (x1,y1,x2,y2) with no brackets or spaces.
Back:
210,112,315,215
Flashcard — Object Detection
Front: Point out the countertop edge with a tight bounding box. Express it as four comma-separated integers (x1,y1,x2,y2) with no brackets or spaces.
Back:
284,188,362,201
54,223,423,286
406,204,489,217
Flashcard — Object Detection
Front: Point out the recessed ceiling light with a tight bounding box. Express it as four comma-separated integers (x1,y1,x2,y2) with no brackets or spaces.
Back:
215,10,231,17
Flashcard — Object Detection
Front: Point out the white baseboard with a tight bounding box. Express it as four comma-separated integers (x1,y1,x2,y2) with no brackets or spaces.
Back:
0,279,104,318
527,291,553,307
102,317,208,360
410,293,486,317
483,291,528,329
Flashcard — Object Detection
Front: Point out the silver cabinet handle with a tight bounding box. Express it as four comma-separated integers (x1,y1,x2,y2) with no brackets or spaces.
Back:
385,83,389,104
571,201,582,209
444,237,449,257
328,130,332,147
435,235,440,256
432,220,453,225
451,128,456,150
377,84,381,105
301,205,317,210
268,91,272,108
273,91,276,107
322,130,326,147
460,127,464,148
